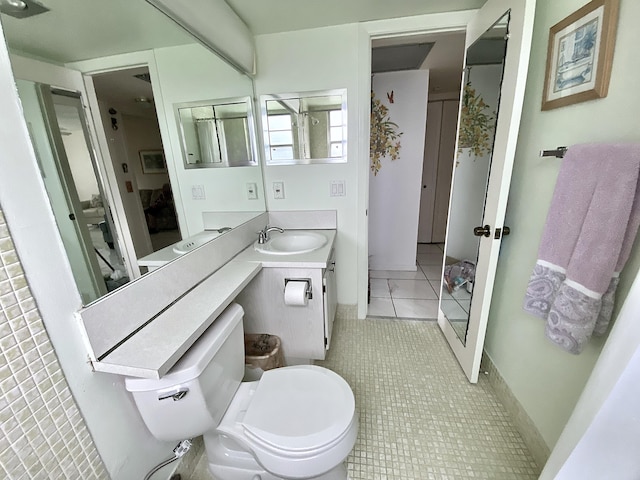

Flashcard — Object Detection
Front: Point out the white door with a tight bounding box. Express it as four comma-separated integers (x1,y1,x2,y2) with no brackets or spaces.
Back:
17,80,107,303
418,101,442,243
437,0,535,382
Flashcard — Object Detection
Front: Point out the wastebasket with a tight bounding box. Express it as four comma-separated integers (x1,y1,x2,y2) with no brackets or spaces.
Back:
244,334,285,381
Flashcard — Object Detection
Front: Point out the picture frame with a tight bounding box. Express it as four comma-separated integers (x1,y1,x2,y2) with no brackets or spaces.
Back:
541,0,619,111
139,150,167,174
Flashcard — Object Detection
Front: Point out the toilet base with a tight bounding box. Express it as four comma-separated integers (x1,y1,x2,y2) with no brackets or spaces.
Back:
208,460,348,480
204,432,349,480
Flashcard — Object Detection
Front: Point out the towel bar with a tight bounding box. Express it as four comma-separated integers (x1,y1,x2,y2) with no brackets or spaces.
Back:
539,146,568,158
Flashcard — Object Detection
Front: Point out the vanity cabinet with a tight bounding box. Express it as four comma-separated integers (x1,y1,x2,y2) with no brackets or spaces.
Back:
235,249,337,360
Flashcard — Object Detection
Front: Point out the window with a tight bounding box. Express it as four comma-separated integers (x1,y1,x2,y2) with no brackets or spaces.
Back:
329,109,344,158
267,114,294,160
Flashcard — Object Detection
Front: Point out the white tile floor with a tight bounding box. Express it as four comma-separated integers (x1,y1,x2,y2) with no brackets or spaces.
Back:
182,244,538,479
185,315,539,480
369,244,472,321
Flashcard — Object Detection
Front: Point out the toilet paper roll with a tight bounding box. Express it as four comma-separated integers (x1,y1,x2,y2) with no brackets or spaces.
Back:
284,281,308,306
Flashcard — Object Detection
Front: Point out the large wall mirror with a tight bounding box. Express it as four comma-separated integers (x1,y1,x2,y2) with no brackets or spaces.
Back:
262,90,347,165
441,13,509,344
177,96,258,168
0,0,265,306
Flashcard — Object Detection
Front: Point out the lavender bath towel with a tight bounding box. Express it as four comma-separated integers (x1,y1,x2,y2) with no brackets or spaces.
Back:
524,143,640,354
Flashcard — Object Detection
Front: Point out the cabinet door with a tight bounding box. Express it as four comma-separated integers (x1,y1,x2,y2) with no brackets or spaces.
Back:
323,260,337,350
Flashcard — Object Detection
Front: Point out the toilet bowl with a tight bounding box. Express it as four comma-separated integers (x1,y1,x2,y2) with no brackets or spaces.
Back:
125,303,358,480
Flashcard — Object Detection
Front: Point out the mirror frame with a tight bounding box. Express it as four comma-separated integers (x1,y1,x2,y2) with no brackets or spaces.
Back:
175,95,259,169
261,88,347,165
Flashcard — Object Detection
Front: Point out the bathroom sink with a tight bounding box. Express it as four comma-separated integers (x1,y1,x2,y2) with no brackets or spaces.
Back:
254,231,327,255
172,232,218,254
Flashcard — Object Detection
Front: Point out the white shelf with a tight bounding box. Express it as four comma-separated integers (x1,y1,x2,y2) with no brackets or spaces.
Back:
90,229,335,380
92,260,261,379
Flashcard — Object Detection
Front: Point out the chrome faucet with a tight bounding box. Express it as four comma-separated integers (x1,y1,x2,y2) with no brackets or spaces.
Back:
257,225,284,244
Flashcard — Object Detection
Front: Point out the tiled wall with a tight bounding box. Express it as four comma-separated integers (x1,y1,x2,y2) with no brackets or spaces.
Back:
0,207,109,479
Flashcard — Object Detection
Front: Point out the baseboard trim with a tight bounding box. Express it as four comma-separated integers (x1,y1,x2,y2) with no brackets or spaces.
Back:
481,351,550,471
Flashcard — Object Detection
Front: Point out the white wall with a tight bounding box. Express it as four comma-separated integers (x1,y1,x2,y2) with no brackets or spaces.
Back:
254,25,363,306
541,268,640,479
121,113,169,191
0,41,176,480
485,0,640,452
369,70,429,271
446,64,503,262
153,44,265,236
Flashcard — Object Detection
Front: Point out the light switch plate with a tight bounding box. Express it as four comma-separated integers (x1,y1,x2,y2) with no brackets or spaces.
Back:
192,185,205,200
273,181,285,199
330,180,346,197
246,182,258,200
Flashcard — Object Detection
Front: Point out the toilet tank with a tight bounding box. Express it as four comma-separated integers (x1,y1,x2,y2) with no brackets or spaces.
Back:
125,303,245,441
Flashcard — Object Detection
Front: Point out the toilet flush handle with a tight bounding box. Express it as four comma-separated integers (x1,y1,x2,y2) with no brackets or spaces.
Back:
158,387,189,401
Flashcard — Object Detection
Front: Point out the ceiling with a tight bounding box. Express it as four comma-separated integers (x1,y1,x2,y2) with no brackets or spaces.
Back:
0,1,475,105
0,0,486,64
225,0,486,35
374,32,466,95
0,0,194,63
92,67,158,119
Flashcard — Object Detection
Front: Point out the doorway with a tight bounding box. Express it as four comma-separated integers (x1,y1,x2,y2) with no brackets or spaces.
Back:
90,67,181,263
367,31,466,320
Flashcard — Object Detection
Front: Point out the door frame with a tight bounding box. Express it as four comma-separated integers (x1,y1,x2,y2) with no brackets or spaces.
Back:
356,10,477,319
356,3,536,383
67,50,186,241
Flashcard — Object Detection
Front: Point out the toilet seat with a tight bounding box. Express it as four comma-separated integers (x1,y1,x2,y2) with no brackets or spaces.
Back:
243,365,355,453
215,365,358,478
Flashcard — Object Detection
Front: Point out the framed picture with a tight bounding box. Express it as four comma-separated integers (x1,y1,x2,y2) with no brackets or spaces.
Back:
139,150,167,174
541,0,619,111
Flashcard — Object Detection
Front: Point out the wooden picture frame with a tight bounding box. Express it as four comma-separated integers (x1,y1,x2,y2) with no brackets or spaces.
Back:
139,150,167,174
541,0,619,111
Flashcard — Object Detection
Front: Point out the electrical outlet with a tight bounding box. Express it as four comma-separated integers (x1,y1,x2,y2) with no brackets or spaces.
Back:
246,182,258,200
330,180,346,197
273,181,285,199
192,185,205,200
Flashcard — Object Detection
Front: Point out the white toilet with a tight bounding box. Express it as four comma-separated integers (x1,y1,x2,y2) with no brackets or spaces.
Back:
125,303,358,480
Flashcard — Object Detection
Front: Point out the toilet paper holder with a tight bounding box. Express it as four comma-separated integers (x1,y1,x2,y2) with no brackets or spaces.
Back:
284,278,312,300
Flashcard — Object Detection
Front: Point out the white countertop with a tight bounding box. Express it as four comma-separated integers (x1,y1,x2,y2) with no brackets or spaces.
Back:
235,229,336,268
138,230,224,268
92,229,336,379
137,242,180,268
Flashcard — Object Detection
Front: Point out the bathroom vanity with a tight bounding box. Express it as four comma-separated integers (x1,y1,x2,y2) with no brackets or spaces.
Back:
76,212,338,379
235,230,337,360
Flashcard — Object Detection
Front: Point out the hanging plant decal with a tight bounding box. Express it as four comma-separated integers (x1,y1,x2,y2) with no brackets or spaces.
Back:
370,91,402,175
457,82,496,159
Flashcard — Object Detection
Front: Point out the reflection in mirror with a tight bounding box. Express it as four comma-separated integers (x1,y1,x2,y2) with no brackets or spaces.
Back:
441,12,510,344
16,80,119,303
262,90,347,164
177,97,257,168
1,0,264,306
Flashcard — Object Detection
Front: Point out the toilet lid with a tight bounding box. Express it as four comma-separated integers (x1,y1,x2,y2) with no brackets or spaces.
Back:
242,365,355,452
